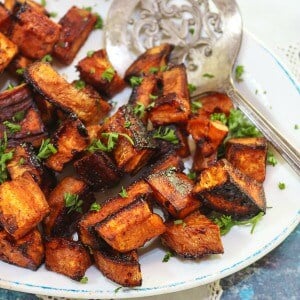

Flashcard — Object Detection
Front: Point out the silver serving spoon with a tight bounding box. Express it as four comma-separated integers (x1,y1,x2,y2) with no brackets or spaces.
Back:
105,0,300,176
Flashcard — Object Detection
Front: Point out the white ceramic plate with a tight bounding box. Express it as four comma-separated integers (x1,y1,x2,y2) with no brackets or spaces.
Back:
0,0,299,299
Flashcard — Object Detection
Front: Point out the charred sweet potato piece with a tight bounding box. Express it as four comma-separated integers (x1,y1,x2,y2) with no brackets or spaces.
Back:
7,54,33,77
225,137,268,183
193,147,217,172
78,180,153,249
86,124,101,141
24,62,103,124
100,105,156,174
45,237,92,281
94,245,142,287
77,49,126,98
10,3,60,59
0,32,18,73
45,118,89,172
43,177,95,238
147,169,200,219
0,172,49,239
5,0,49,15
53,6,96,65
95,198,165,252
161,211,223,259
125,43,174,81
0,3,12,35
0,228,44,270
187,115,228,156
74,150,122,191
149,64,191,125
192,159,266,219
194,93,233,116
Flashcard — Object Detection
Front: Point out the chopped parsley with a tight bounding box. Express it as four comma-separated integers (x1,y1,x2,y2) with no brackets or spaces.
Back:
3,121,21,134
18,157,25,166
160,65,168,72
188,83,196,94
83,6,92,12
210,113,227,125
278,182,286,190
114,286,122,293
130,76,143,87
191,100,202,114
0,132,14,183
37,139,57,160
79,276,88,284
162,251,173,262
174,219,186,227
87,132,134,153
294,124,299,130
49,11,58,18
7,83,15,90
124,121,131,128
64,192,83,214
74,80,86,90
12,111,25,122
41,54,53,63
213,212,264,235
101,67,115,82
153,127,179,144
267,151,277,166
235,65,244,82
87,50,95,57
189,28,195,35
133,103,146,118
90,202,101,212
40,0,46,7
186,170,197,181
94,13,103,29
119,186,128,198
203,73,214,78
149,67,159,74
149,94,158,100
16,68,25,75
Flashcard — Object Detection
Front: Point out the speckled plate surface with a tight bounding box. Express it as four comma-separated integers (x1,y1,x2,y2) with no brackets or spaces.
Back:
0,0,299,299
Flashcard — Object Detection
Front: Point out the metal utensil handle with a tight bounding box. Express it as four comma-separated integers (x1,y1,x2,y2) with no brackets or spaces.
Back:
226,81,300,177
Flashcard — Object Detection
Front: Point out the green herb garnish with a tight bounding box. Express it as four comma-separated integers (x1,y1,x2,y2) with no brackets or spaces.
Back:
114,286,122,293
189,28,195,35
235,65,244,82
149,94,158,100
3,121,21,134
90,202,101,212
74,80,86,90
37,139,57,160
133,103,146,118
191,100,202,114
94,13,103,29
41,54,53,63
12,111,25,122
119,186,128,198
186,170,196,181
153,127,179,144
80,276,88,284
124,121,131,128
294,124,299,130
7,83,14,90
16,68,25,75
130,76,143,87
267,151,277,166
278,182,286,190
49,12,57,18
213,212,264,235
149,67,159,74
40,0,46,7
101,67,115,82
87,50,95,57
203,73,214,78
18,157,25,165
210,113,227,125
188,83,196,94
174,219,186,227
0,132,14,183
64,192,83,214
162,251,174,262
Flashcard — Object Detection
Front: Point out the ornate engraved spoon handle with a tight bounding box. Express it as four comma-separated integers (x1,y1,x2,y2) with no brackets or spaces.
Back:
225,80,300,176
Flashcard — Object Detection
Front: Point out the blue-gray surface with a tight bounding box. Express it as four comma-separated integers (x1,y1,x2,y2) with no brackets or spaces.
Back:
0,225,298,300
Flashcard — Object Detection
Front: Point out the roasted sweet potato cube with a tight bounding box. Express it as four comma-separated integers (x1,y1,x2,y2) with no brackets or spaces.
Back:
33,93,57,127
100,105,156,174
161,211,223,259
225,137,268,183
24,62,103,124
187,115,228,156
149,64,191,125
7,54,33,77
192,147,218,172
0,228,44,270
0,172,49,239
78,180,153,249
0,3,12,35
10,3,60,59
45,238,92,281
5,0,49,15
125,43,174,80
53,6,96,65
74,151,122,191
95,198,165,252
86,124,101,140
45,118,89,172
192,159,266,219
195,93,233,116
0,32,18,73
146,170,200,219
43,177,95,238
77,49,126,98
94,245,142,287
